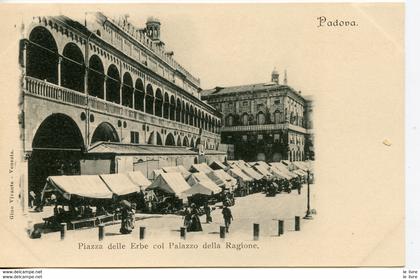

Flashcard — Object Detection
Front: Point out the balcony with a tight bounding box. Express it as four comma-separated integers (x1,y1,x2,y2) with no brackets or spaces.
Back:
221,123,307,134
24,76,219,138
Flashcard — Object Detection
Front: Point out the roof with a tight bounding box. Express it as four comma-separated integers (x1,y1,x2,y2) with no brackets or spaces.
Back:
100,173,141,196
88,142,197,156
205,171,226,188
147,173,191,196
181,183,216,197
201,82,305,101
236,165,264,180
253,164,272,177
190,163,213,174
186,172,220,191
46,175,113,200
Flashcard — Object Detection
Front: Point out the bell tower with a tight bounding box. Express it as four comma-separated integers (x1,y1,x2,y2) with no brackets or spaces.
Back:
146,17,161,41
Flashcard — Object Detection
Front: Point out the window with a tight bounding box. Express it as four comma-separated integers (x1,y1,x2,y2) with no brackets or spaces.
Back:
130,131,139,144
274,134,280,142
257,112,265,125
242,113,249,125
274,110,282,124
226,115,234,126
274,99,280,105
242,101,248,106
242,135,248,141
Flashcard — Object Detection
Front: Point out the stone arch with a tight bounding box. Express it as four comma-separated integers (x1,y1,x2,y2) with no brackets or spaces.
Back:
165,133,175,146
147,131,163,145
170,95,176,121
88,55,104,99
29,113,84,197
256,152,266,161
155,89,163,117
122,72,133,108
27,26,59,84
176,135,182,146
106,64,121,104
272,152,282,162
145,84,154,115
163,92,170,119
61,42,85,92
91,122,120,144
176,98,182,122
183,136,189,147
190,137,195,148
134,79,144,111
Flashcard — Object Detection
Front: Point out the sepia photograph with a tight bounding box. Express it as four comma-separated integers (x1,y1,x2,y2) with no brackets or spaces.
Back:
0,3,404,268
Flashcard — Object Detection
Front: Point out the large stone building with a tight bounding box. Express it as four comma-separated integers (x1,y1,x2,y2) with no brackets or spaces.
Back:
19,13,224,201
201,69,314,162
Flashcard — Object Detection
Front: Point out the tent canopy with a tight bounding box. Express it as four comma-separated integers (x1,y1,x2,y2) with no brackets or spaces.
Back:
153,169,166,180
253,164,272,177
228,167,253,182
147,173,191,196
209,160,227,170
206,171,226,188
213,169,237,189
236,165,264,180
186,172,222,193
181,183,214,197
270,167,293,180
100,173,140,196
46,175,113,200
255,161,271,169
190,163,213,174
126,171,151,190
162,165,191,179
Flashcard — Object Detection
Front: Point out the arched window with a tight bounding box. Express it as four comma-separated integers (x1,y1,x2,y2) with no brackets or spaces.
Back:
163,93,169,119
145,84,154,115
155,89,163,117
176,98,182,122
88,55,104,99
257,112,265,125
122,72,133,108
91,122,119,144
226,114,234,127
274,110,282,124
61,43,85,92
27,26,59,84
134,79,144,111
106,65,121,104
242,113,249,126
170,96,176,121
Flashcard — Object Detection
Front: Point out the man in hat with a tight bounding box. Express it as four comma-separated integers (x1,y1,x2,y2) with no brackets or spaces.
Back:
222,205,233,233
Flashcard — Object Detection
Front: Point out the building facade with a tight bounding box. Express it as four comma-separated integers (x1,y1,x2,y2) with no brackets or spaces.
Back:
201,70,314,162
19,13,223,200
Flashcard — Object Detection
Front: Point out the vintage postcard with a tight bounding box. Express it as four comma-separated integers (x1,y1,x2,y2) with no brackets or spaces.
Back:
0,3,404,267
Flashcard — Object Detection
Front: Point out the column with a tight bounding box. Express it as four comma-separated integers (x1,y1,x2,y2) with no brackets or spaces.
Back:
57,56,62,86
103,76,107,101
132,87,135,109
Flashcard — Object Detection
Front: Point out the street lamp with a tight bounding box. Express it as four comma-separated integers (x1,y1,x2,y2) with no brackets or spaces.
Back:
303,169,313,219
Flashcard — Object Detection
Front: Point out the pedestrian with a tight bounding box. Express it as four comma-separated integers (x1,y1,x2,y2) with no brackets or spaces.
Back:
29,190,36,208
222,205,233,233
204,202,212,223
188,203,203,232
120,200,135,234
183,206,192,229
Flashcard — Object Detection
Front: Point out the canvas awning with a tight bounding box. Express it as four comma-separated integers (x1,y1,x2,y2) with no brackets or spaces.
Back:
162,165,191,179
209,160,227,170
153,169,166,180
100,173,141,196
270,163,298,178
186,172,222,194
255,161,271,169
236,165,264,180
46,175,113,200
270,167,293,180
206,171,226,188
228,167,253,182
293,169,308,177
126,171,151,190
212,169,237,189
253,164,272,177
190,163,213,174
181,183,215,197
146,173,191,196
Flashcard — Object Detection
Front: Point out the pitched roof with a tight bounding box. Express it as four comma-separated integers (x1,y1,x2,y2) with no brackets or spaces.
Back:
88,142,197,156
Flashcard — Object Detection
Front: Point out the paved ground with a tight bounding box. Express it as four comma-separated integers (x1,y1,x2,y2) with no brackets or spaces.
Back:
29,184,316,243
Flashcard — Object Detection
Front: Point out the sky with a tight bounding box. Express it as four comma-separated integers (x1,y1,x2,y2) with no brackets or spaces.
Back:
76,4,331,94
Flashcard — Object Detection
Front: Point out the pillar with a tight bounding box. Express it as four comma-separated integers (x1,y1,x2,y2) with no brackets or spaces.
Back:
103,76,107,101
57,56,62,86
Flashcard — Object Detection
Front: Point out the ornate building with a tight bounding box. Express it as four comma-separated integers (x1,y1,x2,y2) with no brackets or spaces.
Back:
19,13,224,201
201,69,314,162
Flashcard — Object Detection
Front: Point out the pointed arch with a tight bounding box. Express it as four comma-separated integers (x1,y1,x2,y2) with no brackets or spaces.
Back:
183,136,189,147
91,122,119,144
176,135,182,146
165,133,175,146
134,79,144,111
